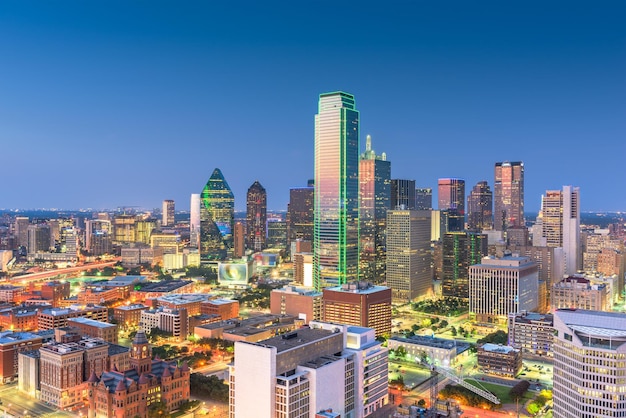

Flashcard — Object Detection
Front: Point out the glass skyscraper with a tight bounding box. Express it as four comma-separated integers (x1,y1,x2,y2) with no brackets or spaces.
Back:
200,168,234,260
494,161,524,231
313,92,360,290
246,180,267,252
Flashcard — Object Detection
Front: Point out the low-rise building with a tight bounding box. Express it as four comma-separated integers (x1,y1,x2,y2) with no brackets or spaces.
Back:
387,335,471,367
507,311,554,358
194,313,300,342
270,286,322,324
477,343,522,377
113,304,148,329
140,307,188,342
0,331,43,384
67,317,119,344
37,305,108,330
551,276,611,311
130,280,194,303
201,298,240,320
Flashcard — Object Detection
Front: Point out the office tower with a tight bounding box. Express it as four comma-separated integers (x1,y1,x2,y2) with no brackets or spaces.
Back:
359,134,391,283
287,185,314,252
85,219,112,256
415,187,432,210
135,219,156,244
233,222,245,258
161,199,175,226
442,232,488,299
266,220,287,250
494,161,524,231
391,179,416,210
14,216,29,249
270,286,323,324
438,178,465,213
229,322,389,418
386,209,432,302
112,214,137,244
322,282,392,337
200,168,235,260
541,186,580,275
313,92,360,289
189,193,200,248
246,181,267,251
467,181,493,231
27,223,51,254
469,255,539,324
440,208,464,233
552,309,626,418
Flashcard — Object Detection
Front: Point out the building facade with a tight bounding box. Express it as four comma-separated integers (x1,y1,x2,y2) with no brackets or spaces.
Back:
270,286,323,324
391,179,415,210
442,232,488,299
507,312,554,358
200,168,235,260
246,181,267,252
467,181,493,231
313,92,360,289
494,161,524,231
541,186,581,275
161,200,175,227
551,276,611,311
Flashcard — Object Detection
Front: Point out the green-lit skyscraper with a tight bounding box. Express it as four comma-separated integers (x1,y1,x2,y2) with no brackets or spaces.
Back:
200,168,234,260
313,92,360,290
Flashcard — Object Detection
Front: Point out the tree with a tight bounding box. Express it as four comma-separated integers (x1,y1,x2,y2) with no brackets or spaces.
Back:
395,345,407,359
147,401,170,417
477,330,508,345
509,380,530,401
450,326,457,336
417,399,426,407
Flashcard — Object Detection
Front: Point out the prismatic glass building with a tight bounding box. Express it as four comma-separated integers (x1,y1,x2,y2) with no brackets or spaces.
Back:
200,168,235,260
313,92,360,290
494,161,524,231
359,135,391,283
246,180,267,252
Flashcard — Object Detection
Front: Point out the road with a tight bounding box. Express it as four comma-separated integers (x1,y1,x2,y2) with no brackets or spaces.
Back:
191,360,230,377
7,260,119,285
0,384,74,417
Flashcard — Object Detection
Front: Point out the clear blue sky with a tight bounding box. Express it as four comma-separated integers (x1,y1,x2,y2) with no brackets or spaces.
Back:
1,1,624,212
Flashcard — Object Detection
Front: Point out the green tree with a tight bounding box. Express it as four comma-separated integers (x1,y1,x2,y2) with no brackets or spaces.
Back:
395,345,407,359
147,401,170,417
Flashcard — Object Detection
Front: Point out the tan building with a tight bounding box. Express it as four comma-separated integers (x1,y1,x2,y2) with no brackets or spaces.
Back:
113,304,149,329
68,317,119,344
200,298,239,320
37,305,108,330
322,282,392,337
270,286,322,324
39,342,88,408
0,285,24,304
40,281,71,307
477,343,522,377
157,293,213,316
507,312,554,358
78,286,128,305
551,276,611,312
293,252,313,286
140,307,189,342
0,331,43,384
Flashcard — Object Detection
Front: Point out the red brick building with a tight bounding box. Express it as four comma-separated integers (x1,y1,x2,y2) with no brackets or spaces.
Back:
0,331,43,384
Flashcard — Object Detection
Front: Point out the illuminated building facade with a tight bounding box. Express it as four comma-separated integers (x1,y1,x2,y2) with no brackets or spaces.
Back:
189,193,201,248
391,179,415,210
437,178,465,214
200,168,235,260
246,181,267,251
162,199,175,226
494,161,524,231
541,186,580,275
467,180,493,231
359,135,391,283
313,92,360,289
287,185,314,251
85,219,112,256
442,232,488,299
415,187,432,210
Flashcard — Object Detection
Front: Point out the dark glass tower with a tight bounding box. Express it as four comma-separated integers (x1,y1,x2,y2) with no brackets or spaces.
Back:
359,135,391,284
442,232,488,299
415,188,433,210
313,92,360,290
246,181,267,252
391,179,416,209
200,168,234,260
467,181,493,231
287,185,314,249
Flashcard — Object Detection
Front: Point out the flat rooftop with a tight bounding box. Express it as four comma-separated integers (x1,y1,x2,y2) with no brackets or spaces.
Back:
206,298,237,305
115,304,148,311
158,293,213,304
390,334,464,351
136,280,193,293
68,317,116,328
254,328,335,353
325,282,389,295
0,331,42,345
556,309,626,338
481,343,518,354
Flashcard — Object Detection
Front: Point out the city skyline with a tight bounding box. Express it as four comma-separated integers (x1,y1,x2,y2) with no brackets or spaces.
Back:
1,2,625,212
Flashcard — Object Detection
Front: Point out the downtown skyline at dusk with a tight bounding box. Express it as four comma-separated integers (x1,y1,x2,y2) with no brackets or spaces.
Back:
1,1,625,212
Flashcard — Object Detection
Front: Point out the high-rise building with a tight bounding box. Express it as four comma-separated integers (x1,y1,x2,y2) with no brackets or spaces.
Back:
27,223,51,254
467,181,493,231
442,232,488,299
200,168,235,260
541,186,580,275
359,134,391,284
386,209,432,302
313,92,360,289
494,161,524,231
469,255,539,324
162,199,175,227
391,179,416,210
246,181,267,252
189,193,201,248
322,282,392,337
415,188,432,210
438,178,465,214
552,309,626,418
14,216,29,249
229,322,388,418
266,220,287,250
85,219,112,256
233,222,245,258
287,186,314,251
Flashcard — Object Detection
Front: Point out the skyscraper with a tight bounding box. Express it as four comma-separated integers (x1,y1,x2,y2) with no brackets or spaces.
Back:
189,193,201,248
442,232,488,299
438,178,465,213
359,135,391,283
541,186,580,275
162,200,175,227
287,185,314,251
246,181,267,252
386,209,432,302
200,168,235,260
415,188,433,210
313,92,360,290
467,181,493,231
494,161,524,231
391,179,416,209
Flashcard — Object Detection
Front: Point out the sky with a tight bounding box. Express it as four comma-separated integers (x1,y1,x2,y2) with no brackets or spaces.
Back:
1,1,624,213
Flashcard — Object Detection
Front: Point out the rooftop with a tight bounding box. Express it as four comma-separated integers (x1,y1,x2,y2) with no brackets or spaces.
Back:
68,317,116,329
158,293,213,304
556,309,626,338
206,298,237,305
325,281,389,295
254,328,336,353
136,280,193,293
0,331,42,345
390,334,467,351
115,304,148,311
480,343,518,354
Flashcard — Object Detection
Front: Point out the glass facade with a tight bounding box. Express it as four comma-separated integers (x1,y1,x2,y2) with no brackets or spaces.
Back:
246,181,267,252
467,180,493,231
200,168,234,260
494,161,524,231
313,92,360,289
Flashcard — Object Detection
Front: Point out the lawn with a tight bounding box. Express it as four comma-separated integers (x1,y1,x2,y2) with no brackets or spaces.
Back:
464,379,534,405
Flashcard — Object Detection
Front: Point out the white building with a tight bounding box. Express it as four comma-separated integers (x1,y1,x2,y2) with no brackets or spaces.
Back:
229,321,388,418
541,186,580,276
553,309,626,418
469,255,538,324
189,193,201,248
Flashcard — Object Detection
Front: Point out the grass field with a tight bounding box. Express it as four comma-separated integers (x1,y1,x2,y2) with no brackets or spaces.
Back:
464,379,534,404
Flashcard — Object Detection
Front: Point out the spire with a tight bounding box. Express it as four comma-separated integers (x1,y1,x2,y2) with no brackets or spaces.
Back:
115,379,126,392
87,370,99,383
366,134,372,151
